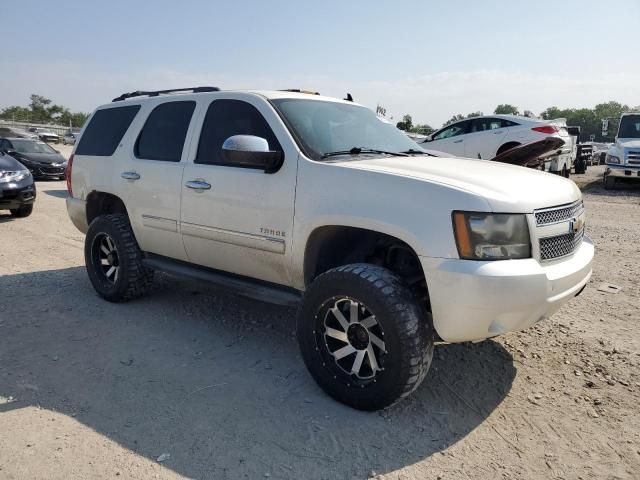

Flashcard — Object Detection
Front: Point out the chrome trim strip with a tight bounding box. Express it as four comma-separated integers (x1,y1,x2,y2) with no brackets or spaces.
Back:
180,222,285,254
141,214,178,233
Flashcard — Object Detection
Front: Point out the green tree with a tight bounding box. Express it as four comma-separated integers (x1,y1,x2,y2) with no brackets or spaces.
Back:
0,94,89,128
494,104,519,115
396,114,413,131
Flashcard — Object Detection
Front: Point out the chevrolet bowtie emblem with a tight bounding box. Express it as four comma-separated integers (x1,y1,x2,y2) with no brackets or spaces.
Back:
569,216,584,233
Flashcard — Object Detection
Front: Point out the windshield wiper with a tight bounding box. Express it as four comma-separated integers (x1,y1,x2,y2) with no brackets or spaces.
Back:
321,147,409,159
399,149,425,155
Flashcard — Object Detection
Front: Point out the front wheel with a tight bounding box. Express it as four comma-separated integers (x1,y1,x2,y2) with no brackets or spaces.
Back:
297,264,434,410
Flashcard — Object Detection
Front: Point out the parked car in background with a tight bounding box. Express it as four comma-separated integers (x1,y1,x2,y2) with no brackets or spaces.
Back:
604,113,640,189
63,131,80,145
0,150,36,217
0,137,67,179
28,127,60,143
0,126,39,139
417,114,570,176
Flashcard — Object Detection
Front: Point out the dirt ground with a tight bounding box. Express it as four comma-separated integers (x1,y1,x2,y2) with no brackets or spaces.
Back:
1,148,639,480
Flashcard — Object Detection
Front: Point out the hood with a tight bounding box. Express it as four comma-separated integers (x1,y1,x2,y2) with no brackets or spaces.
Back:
617,139,640,149
0,153,28,171
335,155,581,212
13,152,67,165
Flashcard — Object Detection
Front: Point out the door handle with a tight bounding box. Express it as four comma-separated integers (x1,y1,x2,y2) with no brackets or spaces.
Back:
121,171,140,181
453,139,463,143
185,180,211,191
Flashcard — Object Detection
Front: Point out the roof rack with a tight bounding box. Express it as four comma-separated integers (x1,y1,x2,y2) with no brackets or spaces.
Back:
112,86,220,102
279,89,320,95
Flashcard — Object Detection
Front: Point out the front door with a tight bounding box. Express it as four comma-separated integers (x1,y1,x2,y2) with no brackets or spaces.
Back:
428,120,471,157
180,95,297,286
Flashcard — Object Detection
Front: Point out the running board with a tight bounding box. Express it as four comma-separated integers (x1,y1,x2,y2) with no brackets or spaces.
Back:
142,254,302,307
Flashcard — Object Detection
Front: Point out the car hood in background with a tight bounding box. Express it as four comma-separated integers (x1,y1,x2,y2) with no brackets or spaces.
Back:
491,137,565,166
13,152,67,165
0,153,28,171
336,154,581,212
617,139,640,148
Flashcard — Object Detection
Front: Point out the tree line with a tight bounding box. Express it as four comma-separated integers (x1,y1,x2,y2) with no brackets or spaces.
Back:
0,94,89,128
395,101,640,141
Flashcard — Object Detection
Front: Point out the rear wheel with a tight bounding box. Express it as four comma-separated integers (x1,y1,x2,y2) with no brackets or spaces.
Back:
298,263,433,411
85,214,154,302
9,204,33,218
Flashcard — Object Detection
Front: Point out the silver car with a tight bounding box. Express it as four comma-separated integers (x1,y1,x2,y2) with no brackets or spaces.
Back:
62,131,80,145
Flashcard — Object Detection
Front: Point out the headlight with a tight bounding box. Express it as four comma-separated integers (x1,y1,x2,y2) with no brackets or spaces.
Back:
452,212,531,260
607,154,620,164
0,170,31,183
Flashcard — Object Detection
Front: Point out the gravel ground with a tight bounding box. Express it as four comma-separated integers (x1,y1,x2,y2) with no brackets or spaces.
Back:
0,150,639,479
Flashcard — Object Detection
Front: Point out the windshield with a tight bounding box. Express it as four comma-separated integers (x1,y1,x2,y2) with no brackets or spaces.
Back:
618,115,640,138
271,99,424,160
11,139,57,154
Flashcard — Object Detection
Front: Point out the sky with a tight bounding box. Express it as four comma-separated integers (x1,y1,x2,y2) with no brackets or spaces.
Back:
2,0,639,127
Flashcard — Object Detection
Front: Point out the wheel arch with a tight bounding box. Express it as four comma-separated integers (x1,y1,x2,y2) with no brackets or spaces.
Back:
86,191,129,226
496,141,521,156
302,224,431,314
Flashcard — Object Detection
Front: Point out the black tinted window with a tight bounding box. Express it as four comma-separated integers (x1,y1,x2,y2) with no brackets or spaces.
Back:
76,105,140,156
433,120,471,140
135,101,195,162
196,99,281,166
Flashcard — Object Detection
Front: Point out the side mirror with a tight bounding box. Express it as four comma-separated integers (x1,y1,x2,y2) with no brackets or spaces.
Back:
5,149,17,156
424,134,433,142
221,135,284,173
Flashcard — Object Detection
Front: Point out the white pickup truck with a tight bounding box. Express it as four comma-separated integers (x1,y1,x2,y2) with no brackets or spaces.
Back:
65,88,594,410
604,113,640,189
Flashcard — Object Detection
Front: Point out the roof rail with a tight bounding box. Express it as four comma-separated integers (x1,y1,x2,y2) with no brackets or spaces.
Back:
112,86,220,102
279,89,320,95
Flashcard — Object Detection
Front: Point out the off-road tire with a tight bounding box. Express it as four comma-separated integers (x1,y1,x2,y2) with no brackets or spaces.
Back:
298,263,434,411
10,204,33,217
85,214,154,302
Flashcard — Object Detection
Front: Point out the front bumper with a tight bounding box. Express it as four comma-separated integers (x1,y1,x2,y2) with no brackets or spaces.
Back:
66,196,88,233
27,164,66,178
0,183,36,210
606,164,640,178
420,236,594,343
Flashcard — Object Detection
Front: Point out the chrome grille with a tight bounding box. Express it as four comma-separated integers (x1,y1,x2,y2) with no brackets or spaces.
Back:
627,150,640,164
535,201,583,226
539,228,584,261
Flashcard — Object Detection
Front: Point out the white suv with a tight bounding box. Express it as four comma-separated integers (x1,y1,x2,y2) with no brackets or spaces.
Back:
419,114,573,176
66,87,594,410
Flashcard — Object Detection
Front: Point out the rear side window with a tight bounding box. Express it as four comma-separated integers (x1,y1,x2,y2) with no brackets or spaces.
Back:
135,101,196,162
196,99,281,166
75,105,140,156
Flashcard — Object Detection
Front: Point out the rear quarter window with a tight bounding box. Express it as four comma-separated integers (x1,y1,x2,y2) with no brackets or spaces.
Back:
75,105,141,156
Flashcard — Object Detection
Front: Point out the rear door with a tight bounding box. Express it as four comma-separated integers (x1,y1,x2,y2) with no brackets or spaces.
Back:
464,118,509,159
427,120,471,156
120,100,197,261
179,94,297,286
